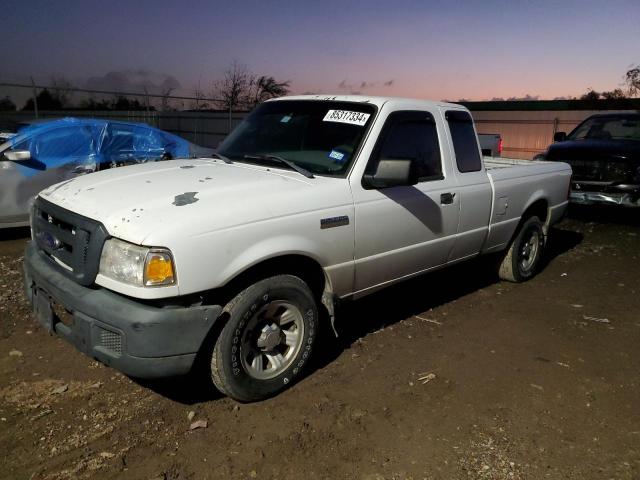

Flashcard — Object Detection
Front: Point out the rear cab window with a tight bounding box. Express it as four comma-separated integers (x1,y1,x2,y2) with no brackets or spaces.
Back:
445,110,482,173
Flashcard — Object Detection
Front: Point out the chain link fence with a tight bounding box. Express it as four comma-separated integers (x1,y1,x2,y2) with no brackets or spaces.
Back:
0,82,249,148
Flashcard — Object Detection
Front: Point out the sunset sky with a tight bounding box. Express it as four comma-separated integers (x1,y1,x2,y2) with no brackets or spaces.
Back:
1,0,639,103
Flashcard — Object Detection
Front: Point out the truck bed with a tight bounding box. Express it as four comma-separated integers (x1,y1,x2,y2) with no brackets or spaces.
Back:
481,156,572,254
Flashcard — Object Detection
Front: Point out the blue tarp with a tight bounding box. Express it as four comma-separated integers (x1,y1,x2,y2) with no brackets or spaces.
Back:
1,117,207,227
8,117,192,177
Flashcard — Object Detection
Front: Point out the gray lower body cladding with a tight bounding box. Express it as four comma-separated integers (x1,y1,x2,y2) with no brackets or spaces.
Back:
23,241,222,378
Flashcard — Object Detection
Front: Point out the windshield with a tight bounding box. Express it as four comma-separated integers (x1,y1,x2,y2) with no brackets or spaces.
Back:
217,100,377,176
569,116,640,141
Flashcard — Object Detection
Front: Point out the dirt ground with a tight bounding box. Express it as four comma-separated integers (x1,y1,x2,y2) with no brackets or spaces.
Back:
1,206,639,480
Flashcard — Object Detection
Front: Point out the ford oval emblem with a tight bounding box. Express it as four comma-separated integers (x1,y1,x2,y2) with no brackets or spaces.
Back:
38,231,61,250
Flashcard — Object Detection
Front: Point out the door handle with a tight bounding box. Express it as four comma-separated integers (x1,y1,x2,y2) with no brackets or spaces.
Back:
440,192,455,205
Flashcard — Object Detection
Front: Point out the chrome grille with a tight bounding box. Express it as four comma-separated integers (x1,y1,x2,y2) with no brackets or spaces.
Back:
568,159,633,183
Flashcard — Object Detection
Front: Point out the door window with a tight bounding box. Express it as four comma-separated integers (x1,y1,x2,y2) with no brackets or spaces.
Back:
366,111,443,181
34,127,94,161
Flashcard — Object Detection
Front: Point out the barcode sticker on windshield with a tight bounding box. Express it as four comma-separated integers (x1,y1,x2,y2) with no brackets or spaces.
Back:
323,110,370,126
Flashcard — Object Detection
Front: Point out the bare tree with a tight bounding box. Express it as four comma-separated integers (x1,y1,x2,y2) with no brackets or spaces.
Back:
601,88,626,100
50,75,75,108
190,86,211,110
212,62,253,110
625,64,640,97
160,86,175,111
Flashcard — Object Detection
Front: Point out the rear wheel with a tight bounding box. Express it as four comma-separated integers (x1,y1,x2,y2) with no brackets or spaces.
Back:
210,275,318,402
499,216,545,282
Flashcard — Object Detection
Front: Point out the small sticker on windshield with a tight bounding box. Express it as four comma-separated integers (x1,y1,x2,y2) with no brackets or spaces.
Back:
328,150,346,162
323,110,370,126
280,115,292,123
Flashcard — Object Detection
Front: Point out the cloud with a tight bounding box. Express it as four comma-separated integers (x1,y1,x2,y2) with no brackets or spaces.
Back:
338,79,395,91
506,94,540,101
84,70,181,95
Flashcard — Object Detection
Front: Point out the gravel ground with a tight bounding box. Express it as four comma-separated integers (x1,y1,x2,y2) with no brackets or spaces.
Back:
0,206,638,480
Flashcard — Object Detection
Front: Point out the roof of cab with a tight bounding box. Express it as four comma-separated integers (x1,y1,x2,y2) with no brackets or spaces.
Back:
270,94,465,111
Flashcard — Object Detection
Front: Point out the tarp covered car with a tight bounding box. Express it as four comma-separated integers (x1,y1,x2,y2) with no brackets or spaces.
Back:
0,118,212,227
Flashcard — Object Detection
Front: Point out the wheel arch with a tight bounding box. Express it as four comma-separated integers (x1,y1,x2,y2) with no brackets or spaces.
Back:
220,253,332,304
522,197,549,225
192,252,335,377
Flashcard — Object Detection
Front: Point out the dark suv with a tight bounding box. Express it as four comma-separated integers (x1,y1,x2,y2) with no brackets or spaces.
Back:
541,113,640,207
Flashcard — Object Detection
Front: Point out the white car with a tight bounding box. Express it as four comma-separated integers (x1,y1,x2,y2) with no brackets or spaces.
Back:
23,95,571,401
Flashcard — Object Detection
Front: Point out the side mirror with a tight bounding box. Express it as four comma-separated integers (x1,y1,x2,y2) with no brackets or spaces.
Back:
553,132,567,142
4,149,32,162
363,159,419,189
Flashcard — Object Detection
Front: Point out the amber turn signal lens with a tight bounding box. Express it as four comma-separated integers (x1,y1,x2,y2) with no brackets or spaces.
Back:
144,251,175,286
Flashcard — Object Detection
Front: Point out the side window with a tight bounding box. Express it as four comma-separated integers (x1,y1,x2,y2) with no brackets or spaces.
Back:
446,110,482,173
102,124,164,164
367,111,443,181
34,127,93,160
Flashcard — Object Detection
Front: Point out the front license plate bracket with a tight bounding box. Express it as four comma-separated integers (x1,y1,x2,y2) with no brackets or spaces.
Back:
33,288,54,333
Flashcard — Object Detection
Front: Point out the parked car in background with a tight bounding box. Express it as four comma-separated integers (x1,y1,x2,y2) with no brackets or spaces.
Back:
0,118,212,228
478,133,503,157
539,113,640,207
0,131,17,144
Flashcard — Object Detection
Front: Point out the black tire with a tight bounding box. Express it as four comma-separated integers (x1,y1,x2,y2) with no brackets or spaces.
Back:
210,275,318,402
498,216,545,282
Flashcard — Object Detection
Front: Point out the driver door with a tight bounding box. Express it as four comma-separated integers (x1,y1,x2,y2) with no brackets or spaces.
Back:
351,110,460,295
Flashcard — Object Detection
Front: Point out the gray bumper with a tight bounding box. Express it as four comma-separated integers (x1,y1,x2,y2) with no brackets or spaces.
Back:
570,191,640,207
23,242,222,378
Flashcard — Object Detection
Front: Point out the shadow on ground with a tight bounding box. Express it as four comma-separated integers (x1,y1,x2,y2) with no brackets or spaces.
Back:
0,227,30,242
318,225,583,364
136,373,225,404
567,204,640,226
143,225,582,405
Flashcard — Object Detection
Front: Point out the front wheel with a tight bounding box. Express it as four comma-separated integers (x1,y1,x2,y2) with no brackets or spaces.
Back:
498,216,545,282
210,275,318,402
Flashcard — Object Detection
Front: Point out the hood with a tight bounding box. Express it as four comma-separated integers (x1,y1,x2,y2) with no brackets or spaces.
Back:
545,139,640,163
39,159,339,245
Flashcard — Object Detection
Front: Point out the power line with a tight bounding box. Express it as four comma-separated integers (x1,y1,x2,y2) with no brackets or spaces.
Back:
0,82,223,103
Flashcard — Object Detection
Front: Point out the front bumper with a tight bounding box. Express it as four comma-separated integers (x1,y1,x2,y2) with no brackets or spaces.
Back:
23,242,222,378
570,190,640,207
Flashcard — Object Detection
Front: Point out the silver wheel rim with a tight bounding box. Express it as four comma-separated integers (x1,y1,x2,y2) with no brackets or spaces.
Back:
519,229,540,273
240,300,305,380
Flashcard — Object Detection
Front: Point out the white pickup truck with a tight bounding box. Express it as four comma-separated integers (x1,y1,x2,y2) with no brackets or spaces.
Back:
23,95,571,401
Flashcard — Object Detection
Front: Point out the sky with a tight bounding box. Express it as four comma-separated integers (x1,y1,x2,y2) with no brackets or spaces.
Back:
1,0,639,104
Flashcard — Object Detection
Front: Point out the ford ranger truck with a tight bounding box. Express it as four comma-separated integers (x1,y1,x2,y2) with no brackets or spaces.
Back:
23,95,572,402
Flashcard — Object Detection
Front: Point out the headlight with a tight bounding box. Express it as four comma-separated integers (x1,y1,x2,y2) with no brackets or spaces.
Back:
99,238,176,287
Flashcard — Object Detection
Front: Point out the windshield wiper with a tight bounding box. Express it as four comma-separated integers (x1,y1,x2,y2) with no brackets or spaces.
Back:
212,151,233,164
243,154,314,179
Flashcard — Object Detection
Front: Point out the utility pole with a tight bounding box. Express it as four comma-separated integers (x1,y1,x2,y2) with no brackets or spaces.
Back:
30,76,39,119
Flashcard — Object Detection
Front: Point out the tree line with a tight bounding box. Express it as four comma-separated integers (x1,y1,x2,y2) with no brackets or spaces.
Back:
1,63,639,112
578,65,640,100
0,63,291,112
